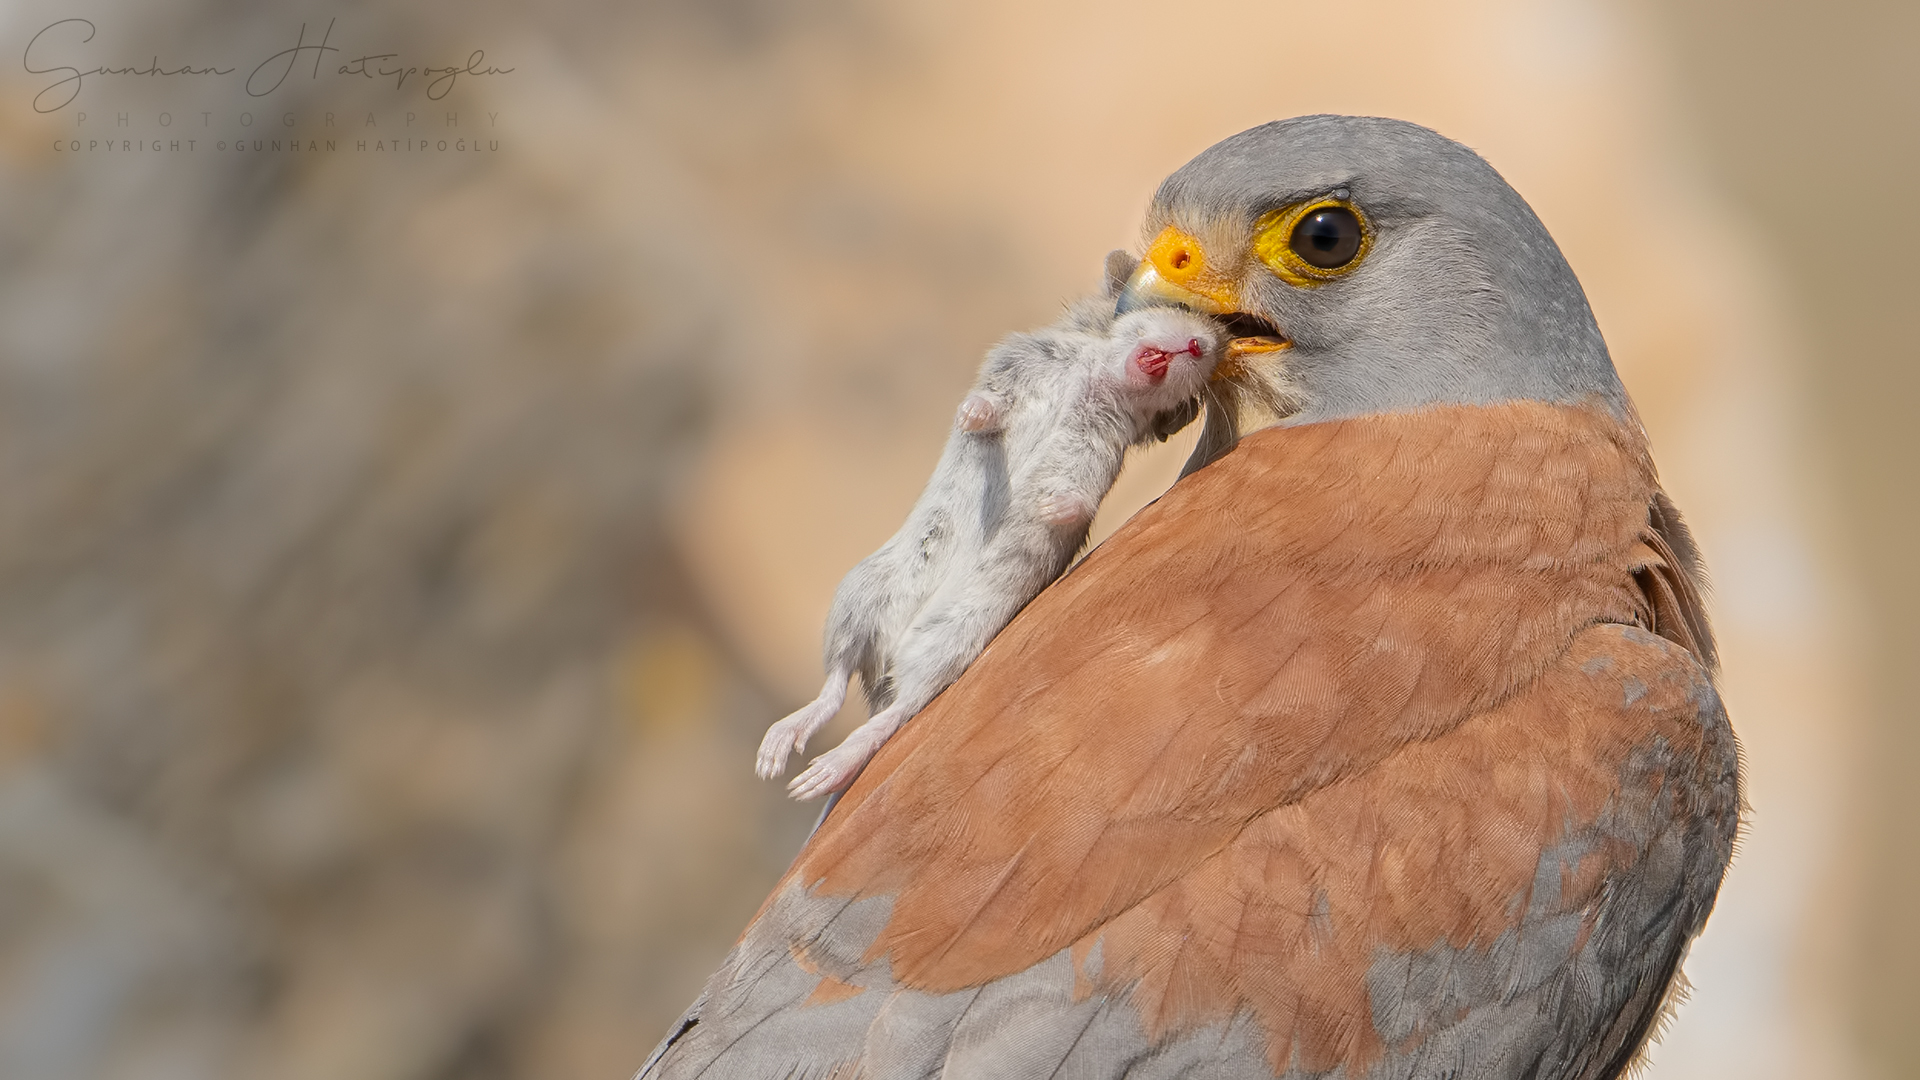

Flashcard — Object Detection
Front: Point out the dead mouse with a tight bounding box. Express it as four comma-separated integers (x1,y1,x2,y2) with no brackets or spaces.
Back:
757,299,1222,799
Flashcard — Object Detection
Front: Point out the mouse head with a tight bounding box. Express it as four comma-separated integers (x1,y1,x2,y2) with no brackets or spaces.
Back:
1107,307,1223,436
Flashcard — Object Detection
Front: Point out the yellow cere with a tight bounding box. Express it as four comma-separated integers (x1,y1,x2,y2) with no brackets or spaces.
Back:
1143,226,1241,312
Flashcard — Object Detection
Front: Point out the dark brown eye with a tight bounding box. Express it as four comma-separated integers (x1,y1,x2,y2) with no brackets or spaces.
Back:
1289,206,1363,269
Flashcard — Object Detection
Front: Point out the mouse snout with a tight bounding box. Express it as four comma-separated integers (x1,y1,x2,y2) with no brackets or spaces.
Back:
1133,332,1210,378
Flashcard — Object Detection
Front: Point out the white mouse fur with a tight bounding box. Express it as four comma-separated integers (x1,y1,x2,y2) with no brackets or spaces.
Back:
758,301,1223,799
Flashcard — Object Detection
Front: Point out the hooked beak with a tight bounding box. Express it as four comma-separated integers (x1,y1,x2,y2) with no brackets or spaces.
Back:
1116,226,1292,374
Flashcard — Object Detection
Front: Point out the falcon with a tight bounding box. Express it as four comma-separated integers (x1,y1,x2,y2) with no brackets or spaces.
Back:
638,115,1739,1080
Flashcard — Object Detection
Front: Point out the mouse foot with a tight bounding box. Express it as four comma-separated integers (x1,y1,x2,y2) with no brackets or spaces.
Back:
789,732,881,801
756,698,835,779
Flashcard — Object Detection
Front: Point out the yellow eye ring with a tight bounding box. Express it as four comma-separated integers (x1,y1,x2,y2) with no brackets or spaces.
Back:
1252,198,1373,287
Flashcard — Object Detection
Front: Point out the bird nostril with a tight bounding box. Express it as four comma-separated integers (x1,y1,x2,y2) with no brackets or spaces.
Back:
1170,250,1191,271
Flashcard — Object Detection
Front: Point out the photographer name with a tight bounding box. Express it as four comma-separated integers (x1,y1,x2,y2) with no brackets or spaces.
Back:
25,18,513,113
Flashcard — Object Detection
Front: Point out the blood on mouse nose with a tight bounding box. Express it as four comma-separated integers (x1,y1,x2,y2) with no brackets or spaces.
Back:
1133,345,1171,380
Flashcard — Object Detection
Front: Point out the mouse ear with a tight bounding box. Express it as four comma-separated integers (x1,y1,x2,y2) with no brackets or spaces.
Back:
1103,250,1138,299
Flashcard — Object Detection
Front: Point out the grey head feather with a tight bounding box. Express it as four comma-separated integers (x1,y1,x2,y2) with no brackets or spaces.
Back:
1148,115,1632,428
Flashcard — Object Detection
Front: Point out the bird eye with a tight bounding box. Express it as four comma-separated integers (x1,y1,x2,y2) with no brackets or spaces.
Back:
1289,207,1362,269
1251,197,1373,286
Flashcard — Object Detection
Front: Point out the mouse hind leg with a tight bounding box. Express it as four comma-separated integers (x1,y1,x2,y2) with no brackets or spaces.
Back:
787,581,1022,800
759,552,905,781
786,692,910,802
755,665,852,780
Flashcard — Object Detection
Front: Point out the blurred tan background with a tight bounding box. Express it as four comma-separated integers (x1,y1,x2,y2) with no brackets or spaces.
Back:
0,0,1911,1077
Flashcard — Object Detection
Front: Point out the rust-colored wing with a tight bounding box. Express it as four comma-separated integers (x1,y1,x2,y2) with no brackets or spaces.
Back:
640,404,1738,1080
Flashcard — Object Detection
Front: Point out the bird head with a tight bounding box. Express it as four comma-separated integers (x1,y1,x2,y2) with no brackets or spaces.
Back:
1117,115,1631,437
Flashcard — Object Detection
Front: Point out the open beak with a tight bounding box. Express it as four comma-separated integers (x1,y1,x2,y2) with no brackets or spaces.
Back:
1116,226,1291,376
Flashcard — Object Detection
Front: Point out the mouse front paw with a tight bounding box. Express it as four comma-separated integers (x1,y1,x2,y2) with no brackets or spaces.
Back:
1037,491,1097,529
956,392,1003,434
